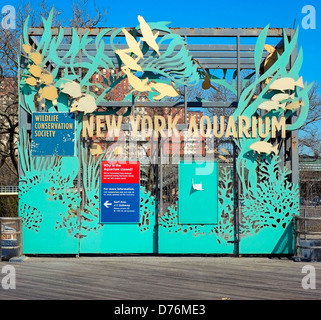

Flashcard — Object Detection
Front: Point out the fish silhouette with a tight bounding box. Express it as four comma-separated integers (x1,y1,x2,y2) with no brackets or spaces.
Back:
263,44,283,72
220,148,230,155
122,28,144,60
40,71,54,85
60,81,82,99
90,143,104,156
285,100,304,111
122,67,152,93
138,15,160,55
71,94,97,114
258,100,286,111
271,93,295,102
218,155,230,162
28,64,42,78
22,44,32,54
150,81,180,100
269,76,304,92
116,49,143,72
25,76,37,86
250,141,278,155
29,52,42,65
38,85,58,104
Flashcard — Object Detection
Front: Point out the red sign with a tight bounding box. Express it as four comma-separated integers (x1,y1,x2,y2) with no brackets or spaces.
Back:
101,161,140,184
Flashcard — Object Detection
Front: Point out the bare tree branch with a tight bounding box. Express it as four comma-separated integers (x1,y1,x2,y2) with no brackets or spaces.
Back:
0,1,109,185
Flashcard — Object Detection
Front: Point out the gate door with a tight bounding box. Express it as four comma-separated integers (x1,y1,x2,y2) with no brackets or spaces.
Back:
158,141,237,254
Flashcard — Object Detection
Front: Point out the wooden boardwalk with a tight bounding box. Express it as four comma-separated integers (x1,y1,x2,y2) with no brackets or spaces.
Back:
0,256,321,300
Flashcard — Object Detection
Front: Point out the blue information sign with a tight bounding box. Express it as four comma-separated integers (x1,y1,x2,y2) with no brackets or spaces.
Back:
100,161,140,223
31,112,76,156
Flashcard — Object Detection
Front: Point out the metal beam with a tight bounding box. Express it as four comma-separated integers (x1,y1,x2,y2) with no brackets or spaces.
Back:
96,101,237,109
28,27,293,38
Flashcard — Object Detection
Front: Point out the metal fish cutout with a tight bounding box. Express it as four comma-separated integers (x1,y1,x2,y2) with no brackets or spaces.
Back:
29,52,42,65
90,143,104,156
269,76,304,92
28,64,42,78
263,44,283,71
249,141,278,155
258,100,286,111
271,93,295,102
75,94,97,114
218,155,230,162
40,71,54,85
150,81,180,100
138,15,160,56
38,85,58,102
116,49,143,72
25,76,37,86
60,81,82,98
122,28,144,60
285,100,304,111
22,44,32,54
122,67,152,93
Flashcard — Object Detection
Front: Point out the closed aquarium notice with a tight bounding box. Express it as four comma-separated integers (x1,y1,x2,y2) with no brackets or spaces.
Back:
100,161,140,223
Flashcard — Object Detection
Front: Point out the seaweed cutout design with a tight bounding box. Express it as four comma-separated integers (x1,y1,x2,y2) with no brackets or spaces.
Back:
18,129,81,234
20,11,200,116
138,187,156,232
212,167,235,243
233,26,312,195
240,155,299,235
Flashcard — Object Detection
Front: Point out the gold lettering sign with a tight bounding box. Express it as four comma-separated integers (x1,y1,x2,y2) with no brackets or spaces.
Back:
81,115,287,139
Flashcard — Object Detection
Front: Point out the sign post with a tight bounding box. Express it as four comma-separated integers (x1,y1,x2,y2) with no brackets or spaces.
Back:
100,161,140,223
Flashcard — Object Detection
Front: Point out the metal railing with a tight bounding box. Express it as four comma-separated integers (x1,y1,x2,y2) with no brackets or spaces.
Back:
294,209,321,260
0,186,19,194
299,163,321,172
0,217,23,261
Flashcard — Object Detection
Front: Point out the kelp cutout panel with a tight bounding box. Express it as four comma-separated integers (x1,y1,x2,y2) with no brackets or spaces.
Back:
19,11,310,254
159,27,310,254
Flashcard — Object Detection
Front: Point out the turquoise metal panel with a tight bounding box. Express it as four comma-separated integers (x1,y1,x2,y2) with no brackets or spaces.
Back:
178,161,218,224
21,217,79,255
158,230,235,254
79,186,157,254
158,202,235,254
18,129,80,254
239,222,296,254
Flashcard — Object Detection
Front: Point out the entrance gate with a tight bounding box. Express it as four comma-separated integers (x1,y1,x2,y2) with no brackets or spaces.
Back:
19,12,310,255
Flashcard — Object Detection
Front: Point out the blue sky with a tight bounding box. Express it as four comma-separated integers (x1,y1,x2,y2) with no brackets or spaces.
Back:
6,0,321,85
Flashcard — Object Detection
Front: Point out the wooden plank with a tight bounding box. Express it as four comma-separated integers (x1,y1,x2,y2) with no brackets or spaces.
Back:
0,257,320,300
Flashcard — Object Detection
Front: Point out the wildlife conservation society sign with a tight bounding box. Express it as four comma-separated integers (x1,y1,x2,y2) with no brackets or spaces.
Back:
100,161,140,223
31,112,76,156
